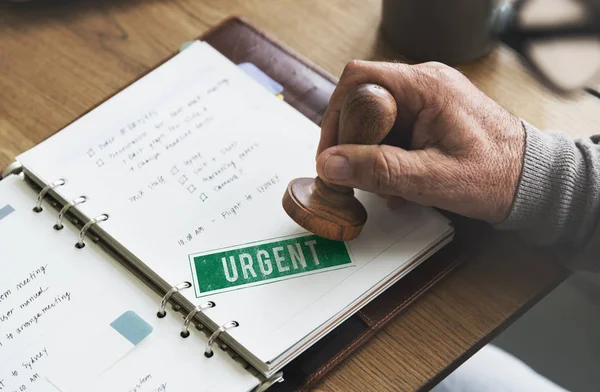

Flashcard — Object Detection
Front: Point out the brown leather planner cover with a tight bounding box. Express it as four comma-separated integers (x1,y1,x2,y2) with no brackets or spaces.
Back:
199,16,466,391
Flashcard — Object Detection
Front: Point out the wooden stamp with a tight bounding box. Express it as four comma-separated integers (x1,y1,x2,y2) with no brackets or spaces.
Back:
282,84,398,241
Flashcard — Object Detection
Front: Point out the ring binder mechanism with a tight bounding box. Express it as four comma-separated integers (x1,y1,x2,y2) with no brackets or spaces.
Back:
33,178,66,212
180,301,215,338
54,196,87,230
20,173,283,390
255,372,284,392
75,214,109,249
157,281,192,318
205,321,239,358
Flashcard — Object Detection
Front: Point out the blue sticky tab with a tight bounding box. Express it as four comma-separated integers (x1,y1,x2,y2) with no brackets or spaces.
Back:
179,41,195,52
110,311,153,345
237,62,284,94
0,205,15,221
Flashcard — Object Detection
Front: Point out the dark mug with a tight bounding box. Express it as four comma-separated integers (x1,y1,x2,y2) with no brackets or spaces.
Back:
381,0,509,64
380,0,600,94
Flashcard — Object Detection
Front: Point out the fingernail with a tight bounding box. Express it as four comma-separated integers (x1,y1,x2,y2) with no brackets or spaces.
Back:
324,155,351,181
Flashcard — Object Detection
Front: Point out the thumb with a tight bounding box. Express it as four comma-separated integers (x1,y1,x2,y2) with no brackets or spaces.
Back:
316,144,438,199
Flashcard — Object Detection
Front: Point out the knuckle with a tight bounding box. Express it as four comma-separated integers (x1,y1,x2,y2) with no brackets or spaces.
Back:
371,148,400,194
420,61,448,70
417,61,463,86
342,59,367,77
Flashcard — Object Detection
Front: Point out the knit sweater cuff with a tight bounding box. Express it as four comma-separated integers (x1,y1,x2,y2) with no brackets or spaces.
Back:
494,120,589,245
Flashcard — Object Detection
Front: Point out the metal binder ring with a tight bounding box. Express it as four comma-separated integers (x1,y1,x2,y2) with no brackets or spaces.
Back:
255,372,284,392
33,178,66,212
205,320,239,358
157,281,192,318
54,196,87,230
75,214,109,249
180,301,215,338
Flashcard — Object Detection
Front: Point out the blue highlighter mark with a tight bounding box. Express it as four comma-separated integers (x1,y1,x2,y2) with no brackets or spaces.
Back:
110,311,153,345
0,205,15,221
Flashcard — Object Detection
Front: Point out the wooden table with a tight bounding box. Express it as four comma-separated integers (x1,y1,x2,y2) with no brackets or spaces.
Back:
1,1,598,391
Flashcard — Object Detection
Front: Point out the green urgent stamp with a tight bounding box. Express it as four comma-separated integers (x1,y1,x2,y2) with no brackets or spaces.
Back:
188,233,353,297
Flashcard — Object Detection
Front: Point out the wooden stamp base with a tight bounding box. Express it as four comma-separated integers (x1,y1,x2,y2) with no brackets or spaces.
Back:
282,177,367,241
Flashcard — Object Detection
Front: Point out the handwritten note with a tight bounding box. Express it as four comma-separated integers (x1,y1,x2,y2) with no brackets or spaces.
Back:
14,42,320,287
0,174,260,392
0,255,80,392
0,262,73,357
174,173,281,247
86,82,221,176
0,347,49,392
0,177,130,391
116,373,168,392
69,59,290,230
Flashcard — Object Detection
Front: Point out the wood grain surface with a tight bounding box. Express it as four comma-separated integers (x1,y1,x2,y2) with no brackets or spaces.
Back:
0,0,595,390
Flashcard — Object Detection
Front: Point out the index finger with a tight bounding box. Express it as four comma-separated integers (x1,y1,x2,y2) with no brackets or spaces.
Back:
316,60,424,158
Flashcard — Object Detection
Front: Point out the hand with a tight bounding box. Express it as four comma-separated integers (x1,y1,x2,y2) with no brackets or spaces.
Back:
315,60,526,224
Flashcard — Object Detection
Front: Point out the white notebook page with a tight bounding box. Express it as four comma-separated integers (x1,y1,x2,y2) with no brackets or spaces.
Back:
0,174,259,392
16,41,452,369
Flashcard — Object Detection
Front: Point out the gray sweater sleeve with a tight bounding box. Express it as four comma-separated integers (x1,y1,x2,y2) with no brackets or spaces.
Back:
495,120,600,273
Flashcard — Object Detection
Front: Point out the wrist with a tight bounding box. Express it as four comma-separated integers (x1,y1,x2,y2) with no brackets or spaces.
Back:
490,115,527,223
494,120,590,245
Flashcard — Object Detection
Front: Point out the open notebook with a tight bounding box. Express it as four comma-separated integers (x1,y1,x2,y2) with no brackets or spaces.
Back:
0,173,261,391
1,40,453,388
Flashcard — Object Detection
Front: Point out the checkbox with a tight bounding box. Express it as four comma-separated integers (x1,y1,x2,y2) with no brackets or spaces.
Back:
96,158,104,167
179,175,188,184
171,166,179,175
199,193,208,202
87,149,95,157
187,185,196,194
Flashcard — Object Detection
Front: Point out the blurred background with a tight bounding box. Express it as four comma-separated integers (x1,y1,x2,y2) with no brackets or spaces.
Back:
493,271,600,392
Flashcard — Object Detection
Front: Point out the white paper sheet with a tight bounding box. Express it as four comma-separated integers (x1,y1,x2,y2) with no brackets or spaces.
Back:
0,174,259,392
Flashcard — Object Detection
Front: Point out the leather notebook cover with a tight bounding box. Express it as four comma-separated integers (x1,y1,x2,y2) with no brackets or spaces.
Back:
200,16,465,391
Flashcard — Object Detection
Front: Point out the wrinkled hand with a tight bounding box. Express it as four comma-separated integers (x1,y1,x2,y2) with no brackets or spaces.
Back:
316,60,526,224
